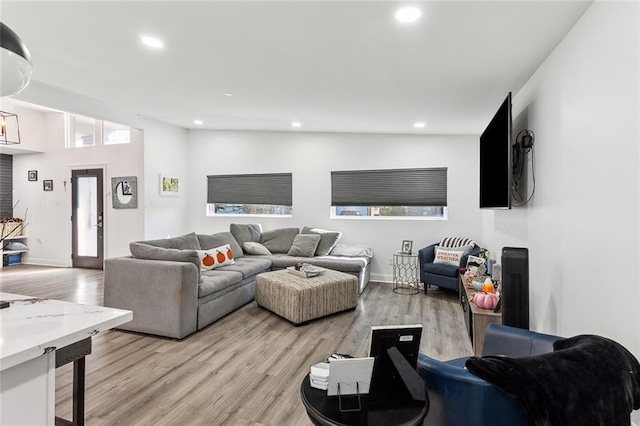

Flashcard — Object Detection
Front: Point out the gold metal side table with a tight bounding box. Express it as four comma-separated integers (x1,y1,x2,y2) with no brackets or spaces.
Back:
393,252,420,294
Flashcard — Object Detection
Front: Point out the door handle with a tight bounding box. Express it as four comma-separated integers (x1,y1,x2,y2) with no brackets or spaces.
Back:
95,223,103,228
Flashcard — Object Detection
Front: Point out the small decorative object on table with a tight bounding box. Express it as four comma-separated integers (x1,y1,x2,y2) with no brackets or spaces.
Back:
401,240,413,254
286,263,325,278
466,255,486,276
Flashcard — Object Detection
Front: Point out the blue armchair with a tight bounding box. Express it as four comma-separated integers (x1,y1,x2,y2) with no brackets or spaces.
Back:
419,242,481,293
416,323,562,426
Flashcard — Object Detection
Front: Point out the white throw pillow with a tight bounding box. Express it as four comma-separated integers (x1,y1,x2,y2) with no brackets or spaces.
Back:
197,244,235,271
433,246,467,267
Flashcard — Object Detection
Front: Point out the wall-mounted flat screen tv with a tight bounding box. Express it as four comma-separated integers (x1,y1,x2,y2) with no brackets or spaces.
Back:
479,92,512,209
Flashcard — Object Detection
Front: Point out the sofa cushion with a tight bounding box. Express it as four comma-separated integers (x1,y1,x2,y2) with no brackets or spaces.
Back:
139,232,201,250
199,270,244,298
301,227,342,256
243,241,272,255
230,223,262,249
424,262,459,278
260,228,299,253
198,232,244,258
287,234,321,257
216,257,271,279
129,242,200,272
196,245,235,271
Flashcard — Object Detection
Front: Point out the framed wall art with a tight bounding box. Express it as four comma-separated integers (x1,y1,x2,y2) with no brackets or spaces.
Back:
160,174,179,196
111,176,138,209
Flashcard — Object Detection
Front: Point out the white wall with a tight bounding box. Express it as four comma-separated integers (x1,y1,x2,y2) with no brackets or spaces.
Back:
186,130,482,281
480,0,639,382
141,121,189,239
8,83,189,265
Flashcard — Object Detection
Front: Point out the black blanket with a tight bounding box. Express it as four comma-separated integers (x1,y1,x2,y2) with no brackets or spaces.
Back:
465,334,640,426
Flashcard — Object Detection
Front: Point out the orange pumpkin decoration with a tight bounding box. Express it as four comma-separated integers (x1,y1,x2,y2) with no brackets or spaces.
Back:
482,282,495,294
226,249,234,261
202,253,215,267
216,251,226,264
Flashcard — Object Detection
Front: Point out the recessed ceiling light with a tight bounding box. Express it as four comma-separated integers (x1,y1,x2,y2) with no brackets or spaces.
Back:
413,121,426,129
224,93,234,97
395,7,422,23
141,35,164,49
194,120,203,125
291,121,302,128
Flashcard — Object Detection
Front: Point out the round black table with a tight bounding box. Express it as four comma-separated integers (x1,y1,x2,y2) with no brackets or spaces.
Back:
300,375,429,426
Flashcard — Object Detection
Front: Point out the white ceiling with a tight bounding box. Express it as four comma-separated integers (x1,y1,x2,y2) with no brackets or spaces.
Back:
1,1,591,135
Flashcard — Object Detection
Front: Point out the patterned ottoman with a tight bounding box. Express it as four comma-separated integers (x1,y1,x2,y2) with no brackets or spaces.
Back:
255,269,358,325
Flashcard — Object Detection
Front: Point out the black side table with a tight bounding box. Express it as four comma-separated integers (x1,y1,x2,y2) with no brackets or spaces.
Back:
300,375,429,426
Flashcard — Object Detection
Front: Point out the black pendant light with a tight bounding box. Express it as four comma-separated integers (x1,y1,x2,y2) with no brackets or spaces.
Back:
0,22,32,97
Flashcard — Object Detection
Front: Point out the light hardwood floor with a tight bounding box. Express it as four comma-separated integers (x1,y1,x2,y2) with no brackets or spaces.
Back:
0,265,472,425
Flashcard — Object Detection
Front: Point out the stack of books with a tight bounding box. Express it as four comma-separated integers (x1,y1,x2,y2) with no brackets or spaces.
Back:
309,362,330,390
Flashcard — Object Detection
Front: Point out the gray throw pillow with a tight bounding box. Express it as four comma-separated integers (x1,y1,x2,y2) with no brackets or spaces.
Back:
198,232,244,258
287,234,321,257
129,242,200,273
301,227,342,256
243,241,272,255
230,223,262,249
260,227,300,253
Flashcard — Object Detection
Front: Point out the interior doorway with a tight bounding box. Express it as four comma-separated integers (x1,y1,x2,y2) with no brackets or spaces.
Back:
71,168,104,269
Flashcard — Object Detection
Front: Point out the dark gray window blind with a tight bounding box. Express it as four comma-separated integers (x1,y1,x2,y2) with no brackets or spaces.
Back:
0,154,13,217
331,167,447,207
207,173,292,206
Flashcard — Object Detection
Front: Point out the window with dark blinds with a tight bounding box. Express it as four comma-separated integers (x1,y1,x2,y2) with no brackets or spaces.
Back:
0,154,13,218
207,173,292,206
331,168,447,207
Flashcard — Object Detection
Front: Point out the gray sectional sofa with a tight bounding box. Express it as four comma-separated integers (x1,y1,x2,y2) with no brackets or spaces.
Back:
104,224,373,339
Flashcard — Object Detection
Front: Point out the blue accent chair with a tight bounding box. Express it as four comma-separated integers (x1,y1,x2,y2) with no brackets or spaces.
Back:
417,323,562,426
418,243,481,292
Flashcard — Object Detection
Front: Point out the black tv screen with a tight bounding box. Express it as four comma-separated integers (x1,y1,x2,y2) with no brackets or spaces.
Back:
480,93,512,209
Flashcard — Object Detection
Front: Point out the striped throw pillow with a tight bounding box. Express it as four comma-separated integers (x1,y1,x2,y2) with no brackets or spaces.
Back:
439,237,476,248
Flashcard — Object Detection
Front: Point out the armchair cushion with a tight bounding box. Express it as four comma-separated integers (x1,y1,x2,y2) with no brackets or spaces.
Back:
424,262,460,278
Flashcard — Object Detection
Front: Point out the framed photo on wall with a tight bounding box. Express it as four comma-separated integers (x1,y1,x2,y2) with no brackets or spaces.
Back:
43,180,53,191
28,170,38,181
401,240,413,254
160,174,179,196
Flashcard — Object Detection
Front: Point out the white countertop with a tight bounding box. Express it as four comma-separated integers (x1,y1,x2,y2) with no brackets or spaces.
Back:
0,292,132,371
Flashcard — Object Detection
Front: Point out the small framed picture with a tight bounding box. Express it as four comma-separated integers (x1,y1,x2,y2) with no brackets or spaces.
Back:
401,240,413,254
160,174,180,196
466,255,486,275
43,180,53,191
28,170,38,181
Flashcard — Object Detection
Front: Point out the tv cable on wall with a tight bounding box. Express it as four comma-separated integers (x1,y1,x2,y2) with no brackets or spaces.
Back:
512,129,536,207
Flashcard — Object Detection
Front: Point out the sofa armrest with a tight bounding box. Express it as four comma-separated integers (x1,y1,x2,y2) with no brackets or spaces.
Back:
417,353,527,426
482,323,562,357
104,257,199,339
418,244,437,264
418,244,437,283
